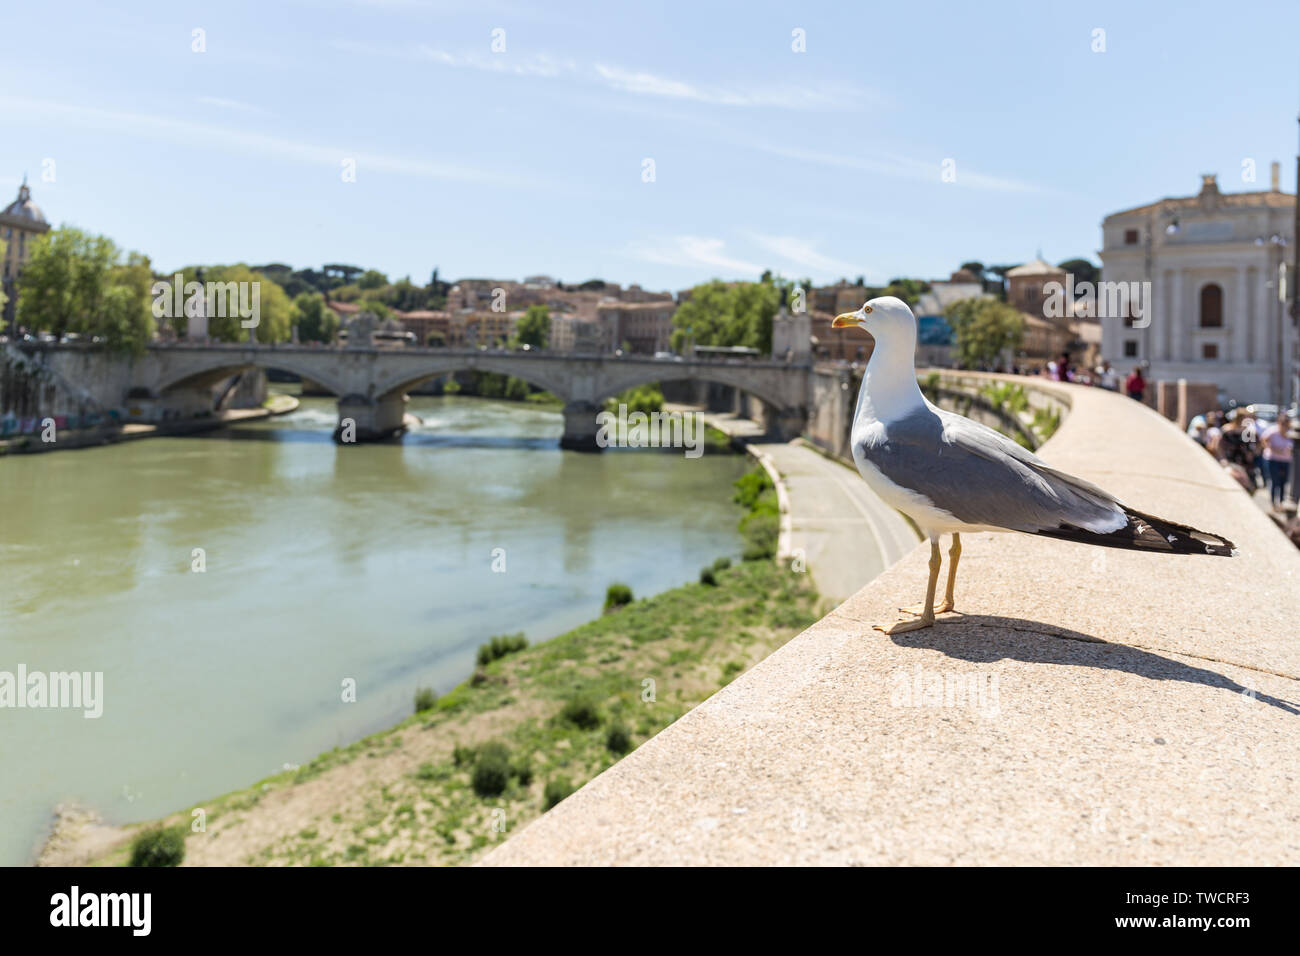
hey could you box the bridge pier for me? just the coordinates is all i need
[559,401,603,452]
[765,405,807,442]
[335,392,407,443]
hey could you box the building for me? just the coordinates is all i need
[1005,257,1073,365]
[771,309,811,364]
[810,310,871,363]
[395,309,452,346]
[1099,171,1297,404]
[550,314,601,353]
[912,268,991,363]
[596,300,676,354]
[1002,256,1105,369]
[2,176,52,331]
[812,282,868,316]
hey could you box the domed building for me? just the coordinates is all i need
[1,176,52,330]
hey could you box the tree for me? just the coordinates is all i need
[670,279,779,353]
[323,264,362,286]
[945,298,1024,369]
[193,264,295,343]
[17,226,155,352]
[294,292,338,343]
[1057,258,1100,292]
[959,261,986,280]
[357,269,388,290]
[100,252,156,354]
[516,304,550,348]
[355,298,391,320]
[986,265,1017,300]
[0,238,6,314]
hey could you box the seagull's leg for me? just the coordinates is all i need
[900,533,959,615]
[876,537,940,634]
[939,532,960,613]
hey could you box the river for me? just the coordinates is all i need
[0,395,749,865]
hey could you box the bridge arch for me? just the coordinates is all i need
[154,355,349,398]
[373,358,574,403]
[593,362,794,412]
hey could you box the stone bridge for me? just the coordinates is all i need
[28,343,812,448]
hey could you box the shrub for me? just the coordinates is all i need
[740,510,779,561]
[128,825,185,867]
[712,556,732,572]
[413,687,438,713]
[452,744,477,768]
[732,467,773,510]
[699,567,718,586]
[606,724,632,754]
[511,758,534,786]
[560,696,602,729]
[604,583,633,613]
[471,742,511,798]
[476,632,529,667]
[543,777,575,810]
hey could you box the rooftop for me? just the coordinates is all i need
[0,178,49,228]
[1105,173,1295,221]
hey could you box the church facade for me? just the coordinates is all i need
[1,177,51,331]
[1099,170,1297,405]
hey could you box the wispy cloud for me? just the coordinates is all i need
[746,234,865,279]
[331,39,870,111]
[0,96,550,190]
[331,39,576,76]
[416,46,577,77]
[756,143,1049,194]
[592,64,860,110]
[628,236,765,277]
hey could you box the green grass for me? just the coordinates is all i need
[96,557,819,867]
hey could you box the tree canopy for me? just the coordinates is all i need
[16,226,156,353]
[944,297,1024,369]
[516,304,550,348]
[294,292,338,344]
[670,279,779,353]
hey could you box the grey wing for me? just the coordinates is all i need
[864,406,1127,534]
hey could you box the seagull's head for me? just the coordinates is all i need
[832,296,916,339]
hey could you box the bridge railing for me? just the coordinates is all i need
[482,374,1300,865]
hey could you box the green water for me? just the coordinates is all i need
[0,395,749,864]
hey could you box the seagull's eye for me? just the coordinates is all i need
[862,306,873,314]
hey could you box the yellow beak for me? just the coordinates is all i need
[832,312,858,329]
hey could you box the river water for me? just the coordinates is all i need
[0,395,749,865]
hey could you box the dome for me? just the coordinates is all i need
[2,180,46,225]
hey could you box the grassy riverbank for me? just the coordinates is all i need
[44,545,817,866]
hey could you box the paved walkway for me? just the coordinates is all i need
[756,441,918,604]
[671,405,918,604]
[487,380,1300,865]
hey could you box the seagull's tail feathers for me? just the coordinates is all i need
[1033,506,1237,557]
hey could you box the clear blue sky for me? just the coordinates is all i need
[3,0,1299,290]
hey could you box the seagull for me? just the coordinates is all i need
[832,296,1236,635]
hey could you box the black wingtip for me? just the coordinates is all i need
[1034,507,1236,556]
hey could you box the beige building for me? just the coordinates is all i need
[2,177,52,330]
[596,300,676,354]
[1004,256,1102,369]
[1099,171,1297,404]
[550,314,601,353]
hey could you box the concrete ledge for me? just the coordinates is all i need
[484,381,1300,865]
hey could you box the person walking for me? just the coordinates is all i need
[1259,412,1295,509]
[1124,366,1146,402]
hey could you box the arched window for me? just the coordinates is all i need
[1199,284,1223,328]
